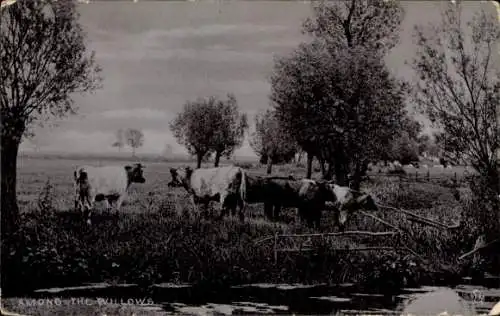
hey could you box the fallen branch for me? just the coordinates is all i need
[405,215,460,230]
[359,210,403,233]
[254,230,397,245]
[277,246,406,252]
[376,203,460,230]
[278,231,398,238]
[254,236,275,245]
[458,237,500,260]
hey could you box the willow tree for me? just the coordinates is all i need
[0,0,102,237]
[210,94,248,167]
[250,109,297,175]
[411,1,500,264]
[271,0,407,181]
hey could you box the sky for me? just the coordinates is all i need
[19,1,497,158]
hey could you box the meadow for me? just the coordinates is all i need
[2,154,485,301]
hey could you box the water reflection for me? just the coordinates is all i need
[29,282,500,315]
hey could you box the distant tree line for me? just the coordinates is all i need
[111,128,144,157]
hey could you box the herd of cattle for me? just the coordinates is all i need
[73,163,378,227]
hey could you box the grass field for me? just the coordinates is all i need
[2,154,484,299]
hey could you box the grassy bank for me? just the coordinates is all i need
[2,172,480,297]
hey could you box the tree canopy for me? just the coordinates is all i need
[302,0,404,52]
[125,128,144,157]
[250,109,298,174]
[271,43,408,185]
[210,94,249,167]
[170,95,248,168]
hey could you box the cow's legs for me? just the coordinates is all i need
[297,207,306,225]
[337,209,348,232]
[203,201,210,219]
[84,202,92,226]
[103,199,111,213]
[189,195,199,214]
[264,202,273,220]
[218,193,229,220]
[237,198,245,222]
[83,195,95,225]
[274,204,282,221]
[313,210,321,229]
[114,194,125,215]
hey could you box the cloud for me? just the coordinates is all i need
[138,24,289,41]
[99,109,169,120]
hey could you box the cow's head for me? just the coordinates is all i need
[125,163,146,184]
[323,183,378,230]
[168,167,193,189]
[354,193,378,212]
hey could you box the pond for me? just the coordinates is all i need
[13,280,499,315]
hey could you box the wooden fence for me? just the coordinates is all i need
[255,230,419,265]
[254,202,462,265]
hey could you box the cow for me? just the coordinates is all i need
[74,163,146,224]
[244,176,322,222]
[168,165,247,221]
[324,184,378,230]
[245,176,378,230]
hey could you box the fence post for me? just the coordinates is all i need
[427,170,430,182]
[415,172,418,182]
[454,172,457,184]
[274,232,278,265]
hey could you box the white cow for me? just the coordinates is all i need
[435,164,445,169]
[446,165,453,169]
[74,163,146,224]
[168,165,247,221]
[325,184,378,230]
[421,164,429,169]
[393,161,402,168]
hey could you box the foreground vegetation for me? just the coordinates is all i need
[2,157,491,297]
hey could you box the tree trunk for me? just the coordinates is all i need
[306,153,313,179]
[351,164,362,191]
[214,151,222,167]
[497,147,500,231]
[266,158,273,175]
[296,151,303,165]
[334,160,348,186]
[1,137,21,241]
[319,158,327,178]
[196,153,203,169]
[325,162,334,181]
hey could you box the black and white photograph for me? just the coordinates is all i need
[1,0,500,315]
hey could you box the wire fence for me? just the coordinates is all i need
[366,169,472,187]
